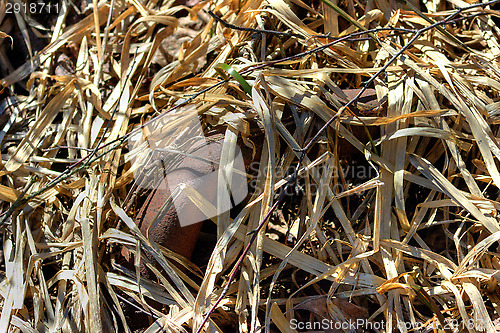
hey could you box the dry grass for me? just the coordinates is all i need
[1,0,500,332]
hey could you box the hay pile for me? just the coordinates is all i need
[1,0,500,331]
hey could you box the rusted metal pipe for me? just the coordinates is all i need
[131,134,225,269]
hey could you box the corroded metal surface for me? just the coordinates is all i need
[134,134,225,265]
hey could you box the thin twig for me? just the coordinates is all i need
[208,10,305,39]
[209,9,416,41]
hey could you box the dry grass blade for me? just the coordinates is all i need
[408,153,500,234]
